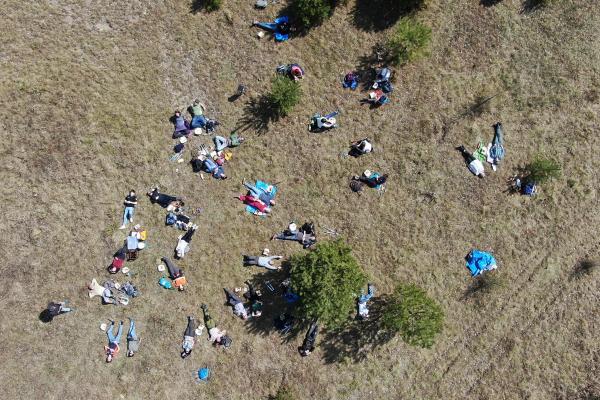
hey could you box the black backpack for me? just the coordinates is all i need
[301,222,315,235]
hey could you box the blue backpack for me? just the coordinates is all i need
[523,182,536,196]
[159,277,172,289]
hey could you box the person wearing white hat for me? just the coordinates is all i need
[270,222,317,249]
[242,254,283,270]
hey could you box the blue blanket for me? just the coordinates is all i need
[466,250,496,276]
[245,180,278,215]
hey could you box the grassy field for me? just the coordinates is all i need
[1,0,599,399]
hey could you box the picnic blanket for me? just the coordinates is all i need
[245,180,278,215]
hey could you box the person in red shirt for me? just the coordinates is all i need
[237,195,271,214]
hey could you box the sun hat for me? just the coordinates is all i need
[121,267,130,274]
[194,128,202,136]
[179,137,188,144]
[262,248,270,256]
[369,92,377,100]
[288,223,297,232]
[363,169,372,178]
[100,323,107,331]
[195,326,204,336]
[114,282,121,290]
[157,264,166,272]
[137,242,145,250]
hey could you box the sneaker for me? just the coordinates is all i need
[129,218,133,223]
[119,225,127,229]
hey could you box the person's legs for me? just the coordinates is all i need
[243,255,258,266]
[255,22,278,31]
[191,115,207,129]
[457,145,475,163]
[181,227,195,243]
[114,321,123,344]
[127,318,137,340]
[162,257,181,278]
[275,231,300,241]
[184,316,196,337]
[243,182,262,198]
[224,288,242,306]
[214,136,228,152]
[202,306,216,330]
[107,321,116,343]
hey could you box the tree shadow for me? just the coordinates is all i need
[243,262,306,344]
[320,295,396,364]
[480,0,503,6]
[521,0,546,14]
[235,95,279,135]
[355,44,393,91]
[570,258,598,281]
[352,0,424,32]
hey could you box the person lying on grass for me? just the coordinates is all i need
[172,110,190,138]
[175,224,198,259]
[181,315,197,359]
[147,187,184,210]
[224,288,249,320]
[271,222,316,248]
[126,318,140,357]
[201,304,230,347]
[105,320,123,363]
[162,256,187,291]
[242,253,283,270]
[242,179,276,206]
[236,194,272,214]
[456,145,485,178]
[352,170,388,188]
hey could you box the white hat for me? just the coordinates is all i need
[100,323,107,331]
[179,137,188,144]
[137,242,146,250]
[193,128,202,136]
[288,223,297,232]
[157,264,166,272]
[369,92,377,100]
[133,224,141,230]
[121,267,130,274]
[363,169,372,178]
[262,248,270,256]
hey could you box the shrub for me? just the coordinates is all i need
[270,385,297,400]
[524,157,561,185]
[382,283,444,348]
[205,0,222,12]
[387,17,432,66]
[293,0,334,29]
[289,240,367,328]
[268,76,302,117]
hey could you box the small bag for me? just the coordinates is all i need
[159,277,172,289]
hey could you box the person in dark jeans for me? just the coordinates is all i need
[175,225,198,259]
[181,316,197,359]
[299,321,319,356]
[120,190,138,229]
[126,318,140,357]
[42,301,72,322]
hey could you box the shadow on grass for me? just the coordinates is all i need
[355,44,395,91]
[570,258,598,281]
[39,309,53,323]
[235,95,279,135]
[521,0,547,14]
[352,0,423,32]
[320,295,395,364]
[190,0,219,14]
[480,0,503,6]
[243,262,306,344]
[461,273,505,303]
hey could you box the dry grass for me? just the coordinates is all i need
[1,0,599,399]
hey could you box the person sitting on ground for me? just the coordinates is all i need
[243,281,263,317]
[105,320,123,363]
[310,112,338,131]
[372,67,392,91]
[201,304,227,344]
[181,316,197,359]
[126,317,140,357]
[277,63,304,81]
[252,16,291,41]
[271,222,316,248]
[242,253,283,270]
[236,194,271,214]
[172,110,190,138]
[366,89,390,106]
[147,187,182,209]
[224,288,249,320]
[349,138,373,157]
[120,190,138,230]
[357,283,375,319]
[299,321,319,357]
[162,256,187,291]
[44,301,73,321]
[175,224,198,259]
[343,72,359,90]
[242,179,276,206]
[456,145,485,178]
[353,170,388,188]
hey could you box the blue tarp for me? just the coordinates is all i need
[466,250,497,277]
[245,180,278,215]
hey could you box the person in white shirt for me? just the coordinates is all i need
[349,138,373,157]
[457,145,485,178]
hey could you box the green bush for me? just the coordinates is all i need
[293,0,334,29]
[387,17,431,66]
[270,385,297,400]
[268,76,302,117]
[382,283,444,348]
[205,0,222,12]
[524,157,561,185]
[290,240,367,328]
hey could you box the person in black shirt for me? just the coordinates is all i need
[120,190,138,229]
